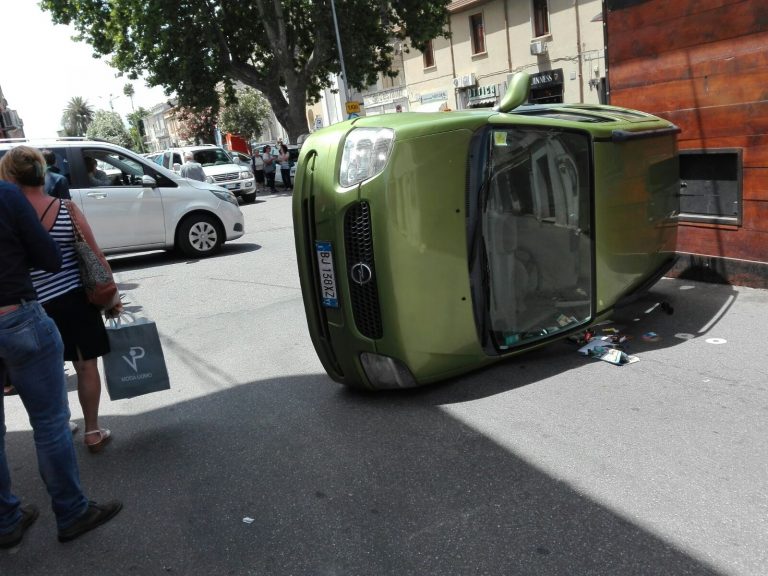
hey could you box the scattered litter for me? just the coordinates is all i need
[705,338,727,345]
[641,332,661,342]
[675,333,695,340]
[572,324,639,366]
[597,348,639,365]
[242,517,255,524]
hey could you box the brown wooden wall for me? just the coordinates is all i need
[606,0,768,286]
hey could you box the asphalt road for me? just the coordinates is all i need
[3,192,767,575]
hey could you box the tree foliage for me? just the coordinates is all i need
[40,0,451,141]
[127,106,148,152]
[176,107,217,145]
[123,83,136,110]
[61,96,94,136]
[218,88,271,142]
[86,110,132,149]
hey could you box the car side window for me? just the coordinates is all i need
[81,149,148,187]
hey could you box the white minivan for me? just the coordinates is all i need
[0,138,245,258]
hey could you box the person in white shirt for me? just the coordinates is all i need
[179,152,206,182]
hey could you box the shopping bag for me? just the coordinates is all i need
[103,316,170,400]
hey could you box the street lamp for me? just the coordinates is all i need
[330,0,349,104]
[98,93,120,111]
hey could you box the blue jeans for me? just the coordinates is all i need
[0,301,88,533]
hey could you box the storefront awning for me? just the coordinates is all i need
[467,97,497,108]
[418,100,448,112]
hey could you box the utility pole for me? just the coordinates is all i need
[330,0,349,104]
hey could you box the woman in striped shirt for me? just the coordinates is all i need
[0,147,121,453]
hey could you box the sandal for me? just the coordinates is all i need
[84,429,111,453]
[3,385,17,396]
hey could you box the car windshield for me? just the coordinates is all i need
[193,148,233,166]
[478,128,593,350]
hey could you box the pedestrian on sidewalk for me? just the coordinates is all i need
[262,144,277,193]
[178,152,206,182]
[3,146,121,454]
[278,143,292,191]
[0,169,121,549]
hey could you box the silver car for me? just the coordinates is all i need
[0,138,245,258]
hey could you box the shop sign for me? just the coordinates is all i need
[420,90,448,104]
[529,68,564,89]
[467,84,498,102]
[364,87,407,107]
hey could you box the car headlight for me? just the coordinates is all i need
[210,188,238,206]
[239,170,253,179]
[339,128,394,188]
[360,353,417,389]
[205,175,215,184]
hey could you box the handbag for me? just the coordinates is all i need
[102,314,171,400]
[64,201,120,310]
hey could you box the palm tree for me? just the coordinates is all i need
[61,96,95,136]
[123,83,135,111]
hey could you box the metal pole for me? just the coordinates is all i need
[330,0,349,104]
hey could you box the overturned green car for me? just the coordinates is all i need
[293,73,679,390]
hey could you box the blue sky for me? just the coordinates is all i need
[0,1,170,137]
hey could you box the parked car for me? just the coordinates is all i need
[160,144,257,203]
[292,72,680,390]
[0,138,245,258]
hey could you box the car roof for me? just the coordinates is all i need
[0,137,128,150]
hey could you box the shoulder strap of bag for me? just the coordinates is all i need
[63,200,86,242]
[39,198,58,222]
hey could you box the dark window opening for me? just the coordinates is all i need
[470,13,486,55]
[423,40,435,69]
[533,0,550,37]
[679,149,742,225]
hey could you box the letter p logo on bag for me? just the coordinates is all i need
[122,347,146,372]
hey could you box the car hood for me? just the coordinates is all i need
[202,163,244,176]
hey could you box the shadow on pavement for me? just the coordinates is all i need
[107,242,261,272]
[3,372,723,575]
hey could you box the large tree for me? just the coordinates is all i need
[40,0,451,141]
[86,110,133,148]
[61,96,94,136]
[218,87,271,144]
[127,107,149,152]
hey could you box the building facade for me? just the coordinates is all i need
[0,85,24,139]
[403,0,605,113]
[605,0,768,288]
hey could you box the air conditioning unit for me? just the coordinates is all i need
[530,40,548,55]
[452,77,461,89]
[461,73,477,87]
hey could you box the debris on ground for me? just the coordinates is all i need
[571,323,640,366]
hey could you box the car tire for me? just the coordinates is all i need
[242,192,257,204]
[176,214,223,257]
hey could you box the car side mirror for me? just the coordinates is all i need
[496,71,531,113]
[172,163,181,172]
[141,175,157,188]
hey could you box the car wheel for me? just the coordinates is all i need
[243,192,257,204]
[176,214,222,257]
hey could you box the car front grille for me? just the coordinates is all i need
[212,172,239,182]
[344,202,383,339]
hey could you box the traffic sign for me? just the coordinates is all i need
[345,101,361,114]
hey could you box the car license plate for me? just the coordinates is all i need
[315,241,339,308]
[225,182,239,189]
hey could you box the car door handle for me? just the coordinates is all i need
[86,192,107,199]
